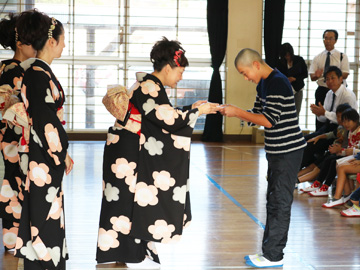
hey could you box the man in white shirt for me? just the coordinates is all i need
[300,66,357,169]
[310,66,357,125]
[309,29,350,130]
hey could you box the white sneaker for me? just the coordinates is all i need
[246,255,283,268]
[343,194,352,203]
[126,258,161,269]
[309,185,329,197]
[322,197,345,208]
[341,205,360,217]
[300,181,321,192]
[244,253,262,261]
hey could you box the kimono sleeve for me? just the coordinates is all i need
[133,80,199,136]
[24,70,68,166]
[0,62,23,91]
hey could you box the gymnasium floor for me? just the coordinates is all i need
[2,141,360,270]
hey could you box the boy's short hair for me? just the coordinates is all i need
[336,103,351,114]
[234,48,264,68]
[325,66,342,78]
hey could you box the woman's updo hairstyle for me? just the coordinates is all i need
[16,9,63,51]
[150,37,189,72]
[0,13,18,52]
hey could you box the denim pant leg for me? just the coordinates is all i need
[350,187,360,202]
[262,148,304,261]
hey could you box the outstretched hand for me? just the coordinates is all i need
[197,102,220,115]
[192,100,208,109]
[218,104,241,118]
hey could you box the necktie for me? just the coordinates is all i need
[330,92,336,111]
[324,51,331,80]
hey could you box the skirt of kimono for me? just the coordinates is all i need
[96,127,160,264]
[0,125,23,250]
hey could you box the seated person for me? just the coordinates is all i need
[298,103,351,187]
[322,109,360,207]
[300,66,358,169]
[341,183,360,217]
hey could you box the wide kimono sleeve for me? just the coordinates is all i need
[22,69,68,167]
[132,79,199,137]
[0,61,23,90]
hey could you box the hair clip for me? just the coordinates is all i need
[174,50,183,67]
[48,17,58,40]
[15,27,18,43]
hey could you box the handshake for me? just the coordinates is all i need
[193,100,239,117]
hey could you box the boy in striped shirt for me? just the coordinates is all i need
[220,48,306,268]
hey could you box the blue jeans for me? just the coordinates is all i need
[262,148,304,261]
[350,186,360,203]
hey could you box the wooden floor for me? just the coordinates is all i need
[1,141,360,270]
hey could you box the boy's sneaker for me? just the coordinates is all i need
[341,205,360,217]
[300,181,321,192]
[309,185,329,197]
[322,197,345,208]
[244,254,262,261]
[245,255,283,268]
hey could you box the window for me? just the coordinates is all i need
[0,0,224,131]
[271,0,358,130]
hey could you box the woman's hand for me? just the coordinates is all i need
[65,152,74,175]
[197,102,220,115]
[192,100,208,109]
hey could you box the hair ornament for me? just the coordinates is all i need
[15,27,18,43]
[48,17,57,40]
[174,50,184,67]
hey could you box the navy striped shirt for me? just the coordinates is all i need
[250,69,306,154]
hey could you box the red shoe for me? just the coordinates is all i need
[300,181,321,192]
[309,184,329,197]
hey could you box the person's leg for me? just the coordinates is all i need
[298,163,316,177]
[323,164,360,208]
[298,166,320,183]
[294,90,303,117]
[262,149,303,261]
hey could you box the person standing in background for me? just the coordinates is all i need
[0,12,36,251]
[276,42,308,116]
[309,29,349,131]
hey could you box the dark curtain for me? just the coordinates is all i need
[202,0,228,142]
[264,0,286,68]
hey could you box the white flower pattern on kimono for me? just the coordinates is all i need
[144,137,164,156]
[20,240,39,261]
[188,111,199,128]
[62,239,68,258]
[97,228,119,251]
[3,228,17,248]
[45,88,54,103]
[155,104,179,125]
[172,185,187,204]
[125,173,137,193]
[110,215,132,235]
[161,234,181,244]
[106,133,119,145]
[31,127,43,147]
[47,246,61,266]
[140,80,161,97]
[171,134,191,151]
[111,158,136,179]
[148,220,175,240]
[104,183,120,202]
[143,98,157,115]
[134,182,159,207]
[20,153,29,175]
[45,187,59,203]
[152,170,175,191]
[0,179,15,202]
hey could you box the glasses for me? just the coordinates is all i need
[324,37,336,41]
